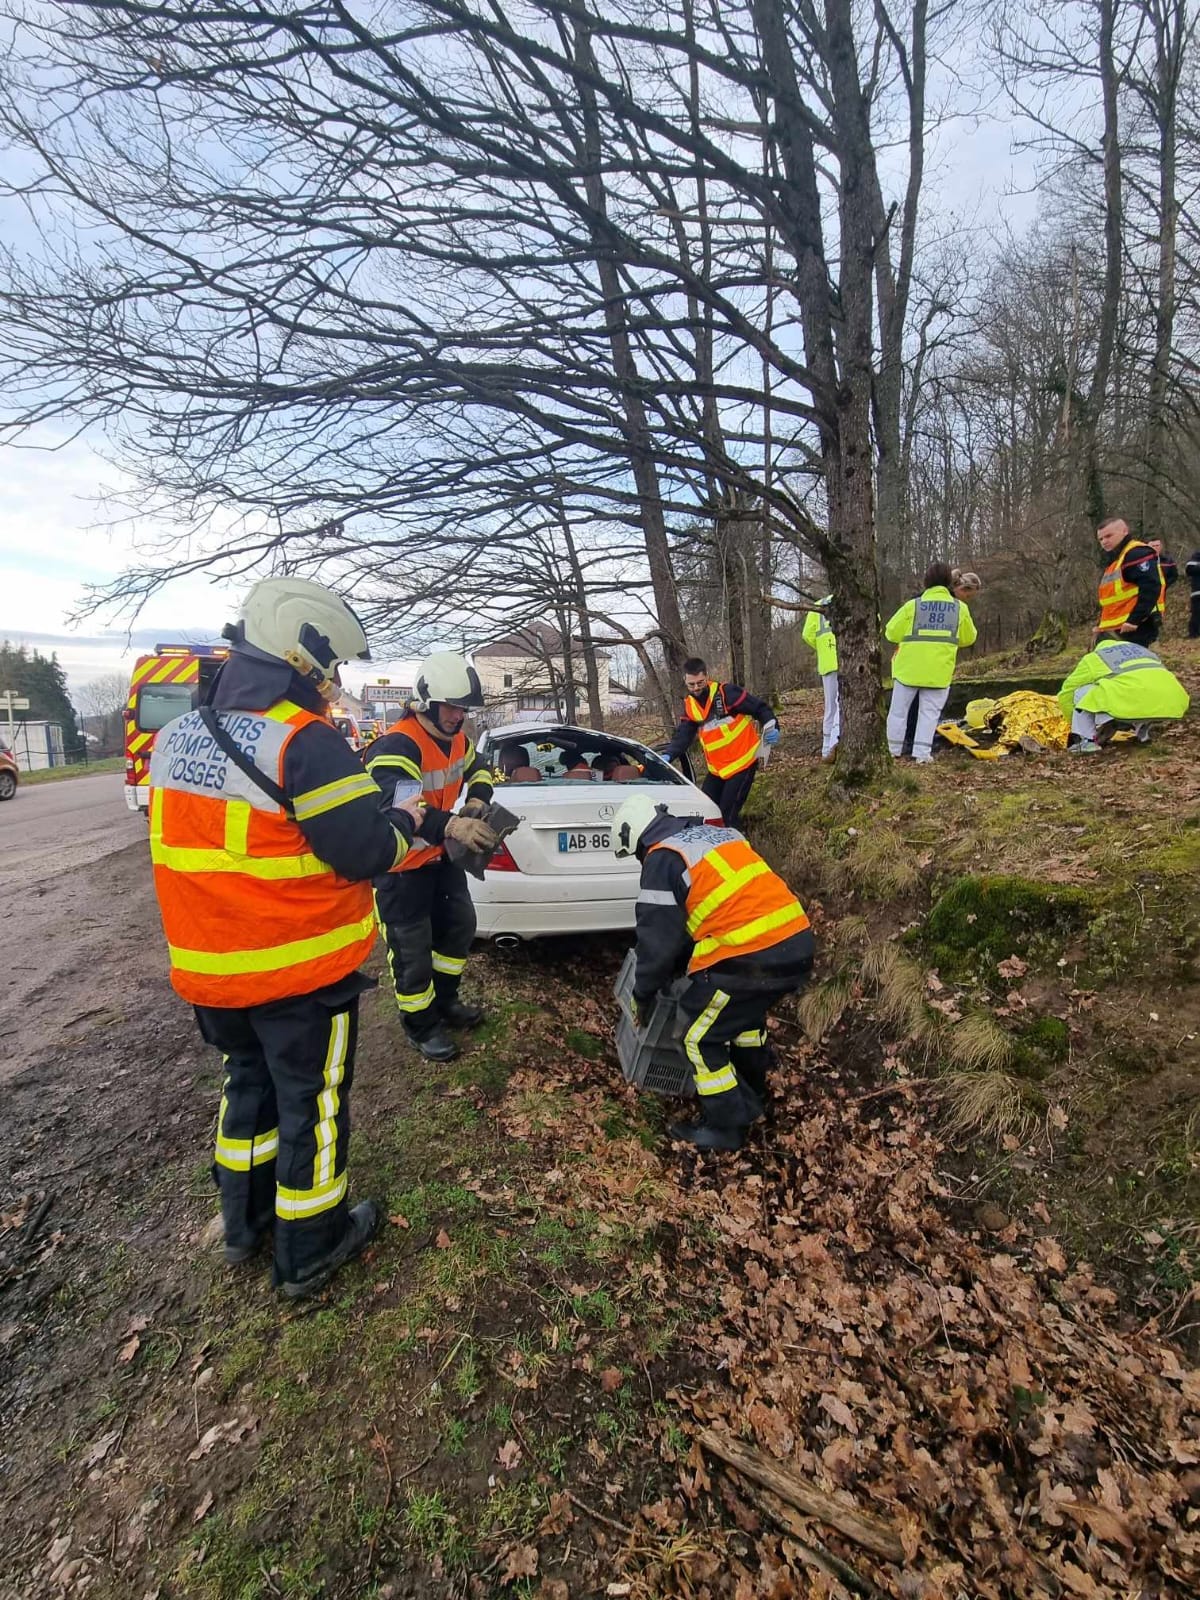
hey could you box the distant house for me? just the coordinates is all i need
[474,623,611,725]
[607,680,645,715]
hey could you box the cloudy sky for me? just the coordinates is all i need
[0,35,1043,705]
[0,438,418,697]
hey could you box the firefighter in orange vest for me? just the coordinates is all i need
[1095,517,1163,647]
[148,578,422,1298]
[662,656,779,827]
[366,653,499,1062]
[613,796,813,1151]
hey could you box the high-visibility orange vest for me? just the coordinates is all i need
[684,683,761,778]
[648,825,809,973]
[1098,540,1154,631]
[383,713,469,873]
[149,700,376,1007]
[1155,562,1169,615]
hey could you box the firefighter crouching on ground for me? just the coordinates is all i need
[614,796,813,1152]
[662,656,779,827]
[148,578,421,1298]
[366,653,498,1063]
[1058,637,1190,753]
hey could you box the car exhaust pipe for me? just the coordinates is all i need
[492,934,522,951]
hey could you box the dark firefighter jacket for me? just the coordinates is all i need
[662,682,775,763]
[209,650,415,880]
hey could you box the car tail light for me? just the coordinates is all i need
[704,816,723,826]
[487,840,521,872]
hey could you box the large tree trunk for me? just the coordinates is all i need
[558,501,605,727]
[573,20,687,683]
[1143,0,1182,539]
[750,0,885,773]
[1081,0,1124,530]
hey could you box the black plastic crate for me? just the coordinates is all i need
[612,950,694,1097]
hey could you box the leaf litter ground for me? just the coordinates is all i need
[2,649,1199,1599]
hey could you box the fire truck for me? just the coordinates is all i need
[123,644,230,814]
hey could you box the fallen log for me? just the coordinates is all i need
[696,1427,904,1564]
[739,1481,888,1600]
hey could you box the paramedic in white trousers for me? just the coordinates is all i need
[884,562,978,763]
[801,597,839,761]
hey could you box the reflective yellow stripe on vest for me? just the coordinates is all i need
[169,911,376,977]
[693,900,808,964]
[686,857,771,935]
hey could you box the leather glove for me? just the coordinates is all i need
[444,814,501,853]
[762,721,781,746]
[460,797,492,820]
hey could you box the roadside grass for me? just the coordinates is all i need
[151,975,694,1598]
[16,755,125,785]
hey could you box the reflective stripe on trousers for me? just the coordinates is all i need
[276,1009,350,1220]
[683,990,738,1095]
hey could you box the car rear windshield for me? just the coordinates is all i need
[136,682,195,732]
[487,733,684,785]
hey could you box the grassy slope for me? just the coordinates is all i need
[6,635,1199,1600]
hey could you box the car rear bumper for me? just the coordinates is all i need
[471,873,635,939]
[125,784,149,813]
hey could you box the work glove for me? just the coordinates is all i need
[460,797,492,821]
[444,813,501,853]
[762,721,781,746]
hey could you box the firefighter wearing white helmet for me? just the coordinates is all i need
[147,576,423,1298]
[613,796,814,1152]
[366,651,499,1061]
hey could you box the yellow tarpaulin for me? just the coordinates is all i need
[937,691,1070,760]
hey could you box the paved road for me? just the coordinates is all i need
[0,774,157,1085]
[0,773,145,890]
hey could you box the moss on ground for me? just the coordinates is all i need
[920,874,1092,980]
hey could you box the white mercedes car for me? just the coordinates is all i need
[469,722,717,942]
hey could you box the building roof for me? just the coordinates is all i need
[474,622,609,660]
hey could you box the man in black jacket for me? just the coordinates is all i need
[1095,518,1162,647]
[662,657,779,827]
[1185,549,1200,639]
[615,796,813,1151]
[148,577,423,1297]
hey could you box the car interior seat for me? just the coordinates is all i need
[509,765,542,782]
[608,765,642,782]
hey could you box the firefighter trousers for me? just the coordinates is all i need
[374,858,476,1040]
[676,975,792,1129]
[701,763,757,828]
[194,976,366,1285]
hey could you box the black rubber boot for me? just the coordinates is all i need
[406,1024,460,1062]
[441,998,485,1029]
[279,1200,382,1300]
[225,1231,270,1266]
[668,1120,745,1152]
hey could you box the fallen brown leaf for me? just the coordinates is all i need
[499,1543,538,1584]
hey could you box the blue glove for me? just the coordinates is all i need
[762,722,781,746]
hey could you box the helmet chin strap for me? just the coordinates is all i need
[282,647,337,699]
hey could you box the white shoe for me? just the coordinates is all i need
[1068,740,1101,755]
